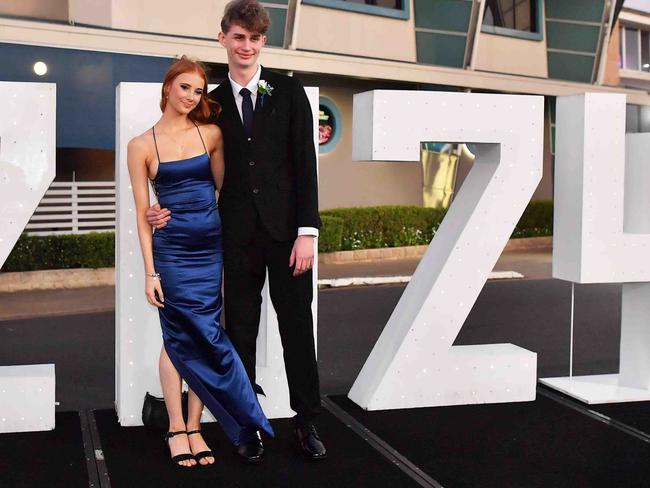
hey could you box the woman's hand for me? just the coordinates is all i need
[145,275,165,308]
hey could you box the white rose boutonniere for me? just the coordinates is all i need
[257,79,274,96]
[257,79,274,107]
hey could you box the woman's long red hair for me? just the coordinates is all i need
[160,55,220,123]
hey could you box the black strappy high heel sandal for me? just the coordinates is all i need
[163,430,195,467]
[187,429,214,465]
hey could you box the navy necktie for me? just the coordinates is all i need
[240,87,254,138]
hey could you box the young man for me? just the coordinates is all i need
[147,0,325,462]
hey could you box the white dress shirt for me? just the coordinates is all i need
[228,65,318,238]
[228,64,262,121]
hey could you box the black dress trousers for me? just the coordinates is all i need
[223,215,321,425]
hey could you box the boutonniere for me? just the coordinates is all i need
[257,79,274,107]
[257,80,274,96]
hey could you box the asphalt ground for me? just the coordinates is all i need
[0,249,551,321]
[0,277,620,412]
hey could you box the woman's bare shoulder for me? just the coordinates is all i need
[128,130,154,153]
[127,131,157,168]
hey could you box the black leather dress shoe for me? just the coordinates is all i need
[295,424,327,460]
[237,431,264,464]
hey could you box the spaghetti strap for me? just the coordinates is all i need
[151,126,162,164]
[193,120,208,154]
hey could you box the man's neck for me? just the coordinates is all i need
[229,64,260,87]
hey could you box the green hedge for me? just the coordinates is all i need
[511,200,553,238]
[318,201,553,252]
[320,206,446,251]
[1,202,553,271]
[319,215,345,253]
[2,232,115,272]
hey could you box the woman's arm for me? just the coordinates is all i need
[127,136,164,308]
[206,124,225,191]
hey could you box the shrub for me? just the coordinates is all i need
[319,201,552,251]
[320,206,446,250]
[512,200,553,238]
[318,215,344,253]
[1,232,115,272]
[0,201,553,271]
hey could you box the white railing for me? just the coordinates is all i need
[25,181,116,236]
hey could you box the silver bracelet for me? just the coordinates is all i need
[146,272,161,281]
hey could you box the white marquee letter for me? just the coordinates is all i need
[349,90,543,410]
[542,93,650,403]
[0,82,56,433]
[0,82,56,266]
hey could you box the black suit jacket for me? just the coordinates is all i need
[208,67,321,244]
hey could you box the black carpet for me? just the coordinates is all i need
[536,384,650,437]
[0,412,88,488]
[331,394,650,488]
[93,408,419,488]
[581,400,650,436]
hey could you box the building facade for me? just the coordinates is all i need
[0,0,646,210]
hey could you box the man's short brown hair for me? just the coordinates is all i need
[221,0,271,35]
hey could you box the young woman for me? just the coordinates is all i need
[127,56,273,468]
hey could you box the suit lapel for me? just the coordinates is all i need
[252,67,275,138]
[216,68,275,140]
[215,79,246,138]
[253,92,263,126]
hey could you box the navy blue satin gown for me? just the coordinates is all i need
[151,125,273,445]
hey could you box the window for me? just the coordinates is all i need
[642,31,650,72]
[620,25,650,72]
[302,0,409,20]
[625,28,640,70]
[481,0,541,40]
[318,97,342,153]
[263,2,290,47]
[341,0,402,8]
